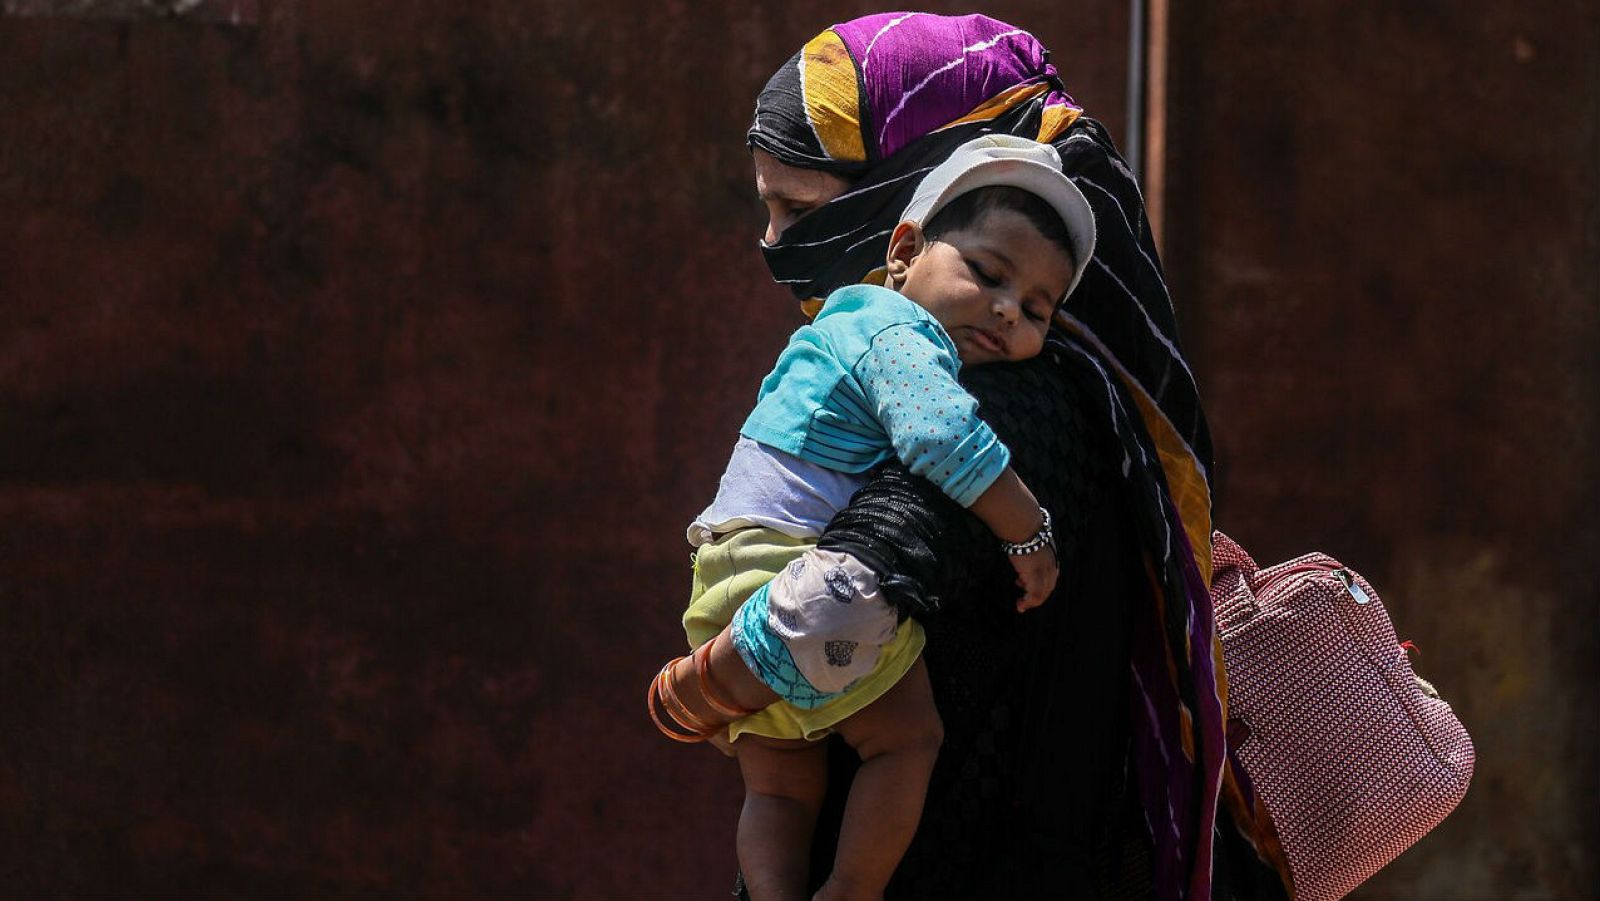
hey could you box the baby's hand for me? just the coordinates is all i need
[1009,550,1058,612]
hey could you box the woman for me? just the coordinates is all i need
[731,13,1292,900]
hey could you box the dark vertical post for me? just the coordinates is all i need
[1124,0,1146,180]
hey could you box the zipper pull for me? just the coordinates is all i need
[1334,568,1373,605]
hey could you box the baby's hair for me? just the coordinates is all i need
[922,185,1076,269]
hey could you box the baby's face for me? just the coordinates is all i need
[895,208,1074,366]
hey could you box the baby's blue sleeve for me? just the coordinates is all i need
[852,322,1011,507]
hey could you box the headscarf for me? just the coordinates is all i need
[752,13,1082,310]
[749,13,1293,901]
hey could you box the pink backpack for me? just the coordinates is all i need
[1211,531,1475,901]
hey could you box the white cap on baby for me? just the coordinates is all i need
[901,134,1098,302]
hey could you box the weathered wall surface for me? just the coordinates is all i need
[7,1,1593,897]
[1162,4,1600,899]
[0,2,1129,896]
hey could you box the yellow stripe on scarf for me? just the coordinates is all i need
[926,81,1082,142]
[1124,380,1215,584]
[934,81,1050,131]
[802,31,868,164]
[1037,102,1083,143]
[1057,316,1214,584]
[1147,557,1202,762]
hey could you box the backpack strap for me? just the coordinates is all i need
[1211,530,1260,578]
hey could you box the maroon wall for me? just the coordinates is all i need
[1162,3,1600,898]
[6,1,1595,897]
[0,3,1130,897]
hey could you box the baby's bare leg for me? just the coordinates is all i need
[737,735,828,901]
[815,658,942,901]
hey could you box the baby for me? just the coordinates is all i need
[651,135,1096,901]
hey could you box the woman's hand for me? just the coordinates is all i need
[1010,550,1058,612]
[706,731,737,757]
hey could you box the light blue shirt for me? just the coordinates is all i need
[740,284,1011,508]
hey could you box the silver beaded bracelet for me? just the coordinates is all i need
[1000,507,1055,557]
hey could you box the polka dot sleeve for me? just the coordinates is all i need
[853,322,1011,507]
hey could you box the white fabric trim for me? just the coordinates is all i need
[688,437,867,546]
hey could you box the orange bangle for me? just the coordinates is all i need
[647,663,694,742]
[647,659,717,743]
[694,640,761,719]
[659,657,718,733]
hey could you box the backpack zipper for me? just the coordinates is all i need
[1333,568,1374,605]
[1252,559,1370,605]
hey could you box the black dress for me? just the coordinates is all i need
[742,351,1159,900]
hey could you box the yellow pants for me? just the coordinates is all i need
[685,527,925,742]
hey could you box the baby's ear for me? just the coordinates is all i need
[885,221,925,286]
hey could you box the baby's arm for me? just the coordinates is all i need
[967,468,1057,612]
[855,320,1058,611]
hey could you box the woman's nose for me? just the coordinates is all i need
[764,201,795,245]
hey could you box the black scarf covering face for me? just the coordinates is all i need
[757,101,1043,304]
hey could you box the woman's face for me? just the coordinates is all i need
[752,148,851,245]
